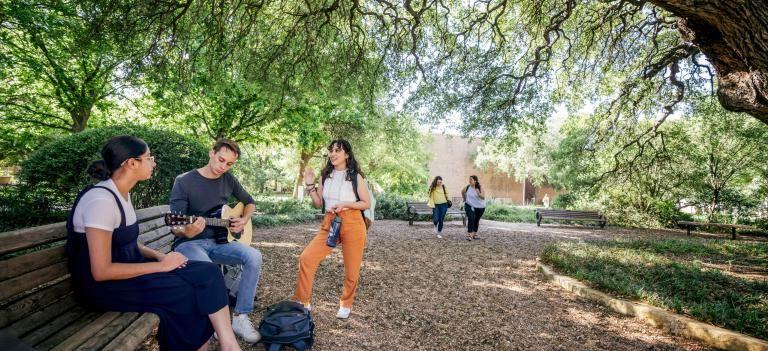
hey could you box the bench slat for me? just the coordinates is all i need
[0,205,169,256]
[76,312,141,351]
[135,206,169,222]
[0,245,66,281]
[5,295,77,338]
[0,261,69,302]
[138,227,171,246]
[678,221,755,230]
[145,235,174,251]
[138,217,167,236]
[35,312,101,350]
[102,313,159,351]
[542,217,604,221]
[22,305,88,347]
[0,223,68,256]
[50,312,121,351]
[0,279,72,329]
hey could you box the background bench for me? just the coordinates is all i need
[0,205,171,351]
[677,221,756,240]
[406,198,466,226]
[535,209,607,228]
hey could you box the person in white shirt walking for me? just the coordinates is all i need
[461,175,487,240]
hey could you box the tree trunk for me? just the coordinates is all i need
[649,0,768,124]
[293,150,314,199]
[709,187,721,221]
[69,104,92,133]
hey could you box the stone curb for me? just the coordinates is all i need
[536,261,768,351]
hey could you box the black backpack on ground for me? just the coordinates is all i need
[258,300,314,351]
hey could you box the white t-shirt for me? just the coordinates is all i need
[71,179,137,233]
[323,169,357,211]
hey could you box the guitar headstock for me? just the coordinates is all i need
[164,211,193,231]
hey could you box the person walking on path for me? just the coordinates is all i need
[294,139,371,319]
[461,175,487,240]
[66,135,241,351]
[428,176,450,238]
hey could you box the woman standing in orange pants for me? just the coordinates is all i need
[295,139,371,319]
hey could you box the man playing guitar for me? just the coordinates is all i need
[169,138,262,343]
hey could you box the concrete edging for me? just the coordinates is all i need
[536,261,768,351]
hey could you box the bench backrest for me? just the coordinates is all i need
[677,221,755,230]
[406,202,431,212]
[536,209,603,219]
[0,205,170,332]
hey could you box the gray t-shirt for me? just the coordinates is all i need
[169,169,255,247]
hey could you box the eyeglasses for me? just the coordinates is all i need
[121,156,155,166]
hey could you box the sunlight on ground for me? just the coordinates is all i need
[254,241,302,248]
[361,260,384,271]
[470,279,530,294]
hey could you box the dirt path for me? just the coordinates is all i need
[143,219,714,350]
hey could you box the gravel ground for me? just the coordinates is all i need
[142,219,716,351]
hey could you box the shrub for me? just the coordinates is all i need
[375,192,420,220]
[19,125,208,210]
[0,186,68,232]
[482,201,537,223]
[649,200,694,227]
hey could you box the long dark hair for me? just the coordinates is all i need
[320,139,364,183]
[86,136,148,181]
[469,175,481,192]
[428,176,443,195]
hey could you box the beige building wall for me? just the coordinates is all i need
[425,134,557,205]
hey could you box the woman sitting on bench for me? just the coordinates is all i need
[65,135,242,351]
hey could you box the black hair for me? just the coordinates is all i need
[428,176,443,195]
[469,175,481,192]
[320,139,364,183]
[87,135,148,181]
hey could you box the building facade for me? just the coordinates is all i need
[425,134,557,205]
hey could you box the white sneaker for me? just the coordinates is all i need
[232,313,261,343]
[437,234,442,239]
[336,306,351,319]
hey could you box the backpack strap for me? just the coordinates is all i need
[291,339,312,351]
[266,343,282,351]
[67,185,127,230]
[350,171,366,223]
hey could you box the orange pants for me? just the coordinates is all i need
[293,210,367,308]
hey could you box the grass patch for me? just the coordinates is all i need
[541,239,768,339]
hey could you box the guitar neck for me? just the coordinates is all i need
[199,217,229,228]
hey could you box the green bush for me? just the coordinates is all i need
[19,125,208,210]
[249,196,318,228]
[483,201,537,223]
[649,200,693,227]
[0,186,68,232]
[551,193,577,209]
[375,192,421,220]
[253,196,312,214]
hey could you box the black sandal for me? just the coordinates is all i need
[465,234,473,241]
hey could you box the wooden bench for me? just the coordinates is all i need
[406,198,467,226]
[0,205,171,350]
[535,209,607,228]
[677,221,757,240]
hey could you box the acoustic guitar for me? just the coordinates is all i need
[164,202,253,246]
